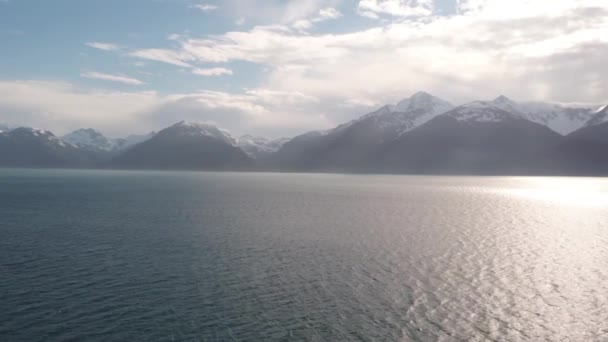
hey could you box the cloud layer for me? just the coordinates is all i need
[1,0,607,138]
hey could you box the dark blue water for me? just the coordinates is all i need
[1,169,607,341]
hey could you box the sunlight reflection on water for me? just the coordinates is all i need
[500,177,608,207]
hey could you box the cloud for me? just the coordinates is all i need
[192,4,218,13]
[357,0,434,18]
[318,7,342,20]
[131,0,607,106]
[293,20,313,30]
[3,0,608,139]
[85,42,121,51]
[192,67,234,76]
[0,81,163,136]
[129,48,194,67]
[292,7,343,30]
[358,11,380,19]
[0,81,335,138]
[81,72,145,85]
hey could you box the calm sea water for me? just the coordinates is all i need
[1,169,607,341]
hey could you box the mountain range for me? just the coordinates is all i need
[1,92,606,175]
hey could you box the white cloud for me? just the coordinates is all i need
[192,4,218,12]
[3,0,608,138]
[292,7,342,30]
[359,10,380,19]
[129,49,194,67]
[81,72,145,85]
[0,81,163,136]
[293,20,313,30]
[0,81,334,138]
[85,42,121,51]
[357,0,434,18]
[139,0,607,106]
[192,67,234,76]
[317,7,342,20]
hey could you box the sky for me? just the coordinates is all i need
[0,0,606,138]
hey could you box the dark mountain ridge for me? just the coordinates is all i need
[1,93,606,175]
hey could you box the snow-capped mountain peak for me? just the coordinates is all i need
[162,121,237,146]
[61,128,115,152]
[354,92,455,135]
[395,91,454,116]
[485,97,596,134]
[492,95,521,112]
[8,127,72,148]
[493,95,515,104]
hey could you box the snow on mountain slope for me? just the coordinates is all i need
[276,91,455,154]
[394,91,455,118]
[0,124,9,133]
[444,101,524,123]
[585,104,608,127]
[62,128,115,151]
[491,96,596,134]
[356,91,455,134]
[238,135,289,158]
[5,127,74,148]
[161,121,237,146]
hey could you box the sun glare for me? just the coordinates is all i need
[505,177,608,207]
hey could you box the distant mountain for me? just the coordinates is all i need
[269,91,455,171]
[111,121,252,170]
[537,107,608,175]
[0,127,86,167]
[238,135,289,159]
[375,101,564,174]
[113,132,156,151]
[2,94,606,175]
[61,128,116,152]
[491,95,596,134]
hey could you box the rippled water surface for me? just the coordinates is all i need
[1,169,607,341]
